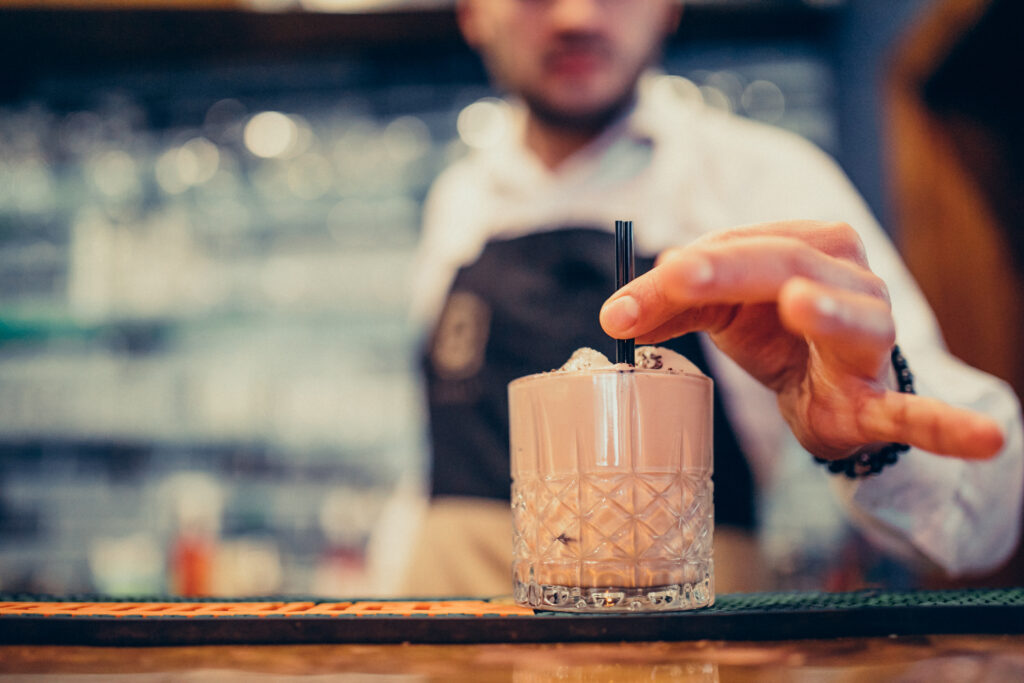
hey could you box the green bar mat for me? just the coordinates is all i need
[1,588,1022,645]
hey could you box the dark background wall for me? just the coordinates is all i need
[833,0,934,231]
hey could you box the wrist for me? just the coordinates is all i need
[815,345,915,479]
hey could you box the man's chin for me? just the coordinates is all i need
[524,89,636,135]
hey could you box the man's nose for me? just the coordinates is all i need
[548,0,604,32]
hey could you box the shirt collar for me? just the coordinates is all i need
[482,72,663,194]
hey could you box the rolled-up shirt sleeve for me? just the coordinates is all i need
[831,357,1024,576]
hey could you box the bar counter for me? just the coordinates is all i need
[3,590,1023,679]
[3,635,1024,680]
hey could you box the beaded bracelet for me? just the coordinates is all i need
[814,345,915,479]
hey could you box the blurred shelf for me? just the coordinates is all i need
[0,438,390,484]
[0,309,416,345]
[0,2,842,101]
[0,9,465,103]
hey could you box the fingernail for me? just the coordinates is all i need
[601,296,639,333]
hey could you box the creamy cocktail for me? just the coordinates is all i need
[509,346,714,612]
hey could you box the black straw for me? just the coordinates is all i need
[615,220,635,365]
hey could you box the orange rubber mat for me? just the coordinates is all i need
[0,599,532,618]
[2,589,1023,645]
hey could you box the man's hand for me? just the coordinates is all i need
[599,221,1004,461]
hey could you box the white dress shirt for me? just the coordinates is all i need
[411,74,1023,577]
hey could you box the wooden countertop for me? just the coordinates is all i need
[3,635,1024,680]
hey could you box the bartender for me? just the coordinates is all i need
[400,0,1023,596]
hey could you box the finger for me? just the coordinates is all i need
[602,237,886,339]
[856,391,1005,460]
[778,277,895,377]
[656,220,871,268]
[632,303,747,345]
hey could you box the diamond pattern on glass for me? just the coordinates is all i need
[513,472,713,602]
[537,475,581,561]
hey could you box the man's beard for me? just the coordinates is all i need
[520,81,639,137]
[483,34,661,136]
[511,39,657,136]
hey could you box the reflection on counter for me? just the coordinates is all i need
[0,41,836,596]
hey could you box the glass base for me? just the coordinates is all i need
[513,575,714,613]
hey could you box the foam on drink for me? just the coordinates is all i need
[558,346,703,375]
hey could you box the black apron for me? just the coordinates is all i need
[422,227,756,530]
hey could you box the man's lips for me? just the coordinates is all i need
[544,48,610,77]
